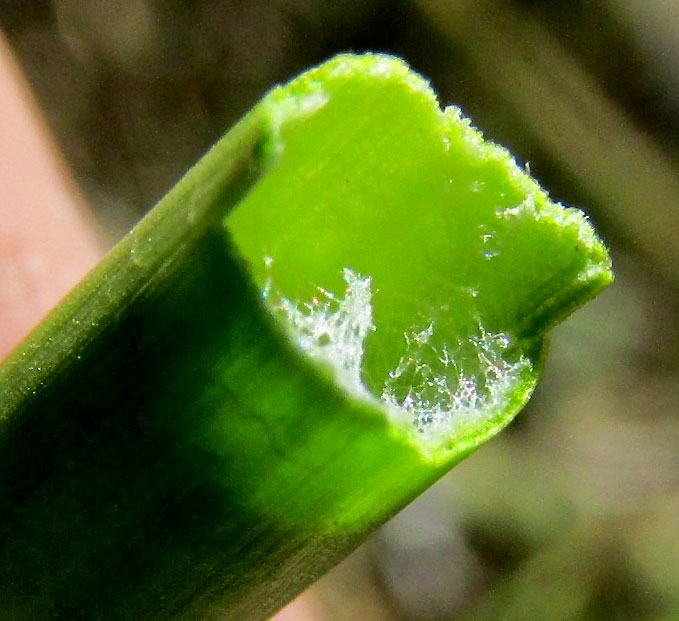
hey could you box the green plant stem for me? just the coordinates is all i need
[0,54,611,619]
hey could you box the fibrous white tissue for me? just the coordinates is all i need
[271,267,529,444]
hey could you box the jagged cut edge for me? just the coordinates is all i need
[259,53,612,275]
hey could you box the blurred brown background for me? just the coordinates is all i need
[3,1,678,619]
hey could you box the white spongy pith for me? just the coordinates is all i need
[270,266,529,444]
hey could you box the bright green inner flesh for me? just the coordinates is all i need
[225,54,611,439]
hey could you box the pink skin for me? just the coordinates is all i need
[0,31,321,620]
[272,595,322,621]
[0,32,101,359]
